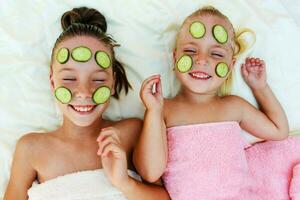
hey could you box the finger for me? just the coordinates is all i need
[98,129,121,144]
[241,64,248,78]
[100,126,120,135]
[260,60,265,68]
[97,137,119,155]
[97,132,121,147]
[97,128,120,142]
[141,75,161,90]
[141,78,161,96]
[102,143,124,157]
[155,77,163,96]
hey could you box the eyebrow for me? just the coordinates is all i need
[211,44,230,52]
[183,42,230,52]
[184,42,198,46]
[58,68,74,73]
[58,67,108,74]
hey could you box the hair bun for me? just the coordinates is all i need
[61,7,107,32]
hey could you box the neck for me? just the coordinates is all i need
[177,86,219,104]
[59,116,103,140]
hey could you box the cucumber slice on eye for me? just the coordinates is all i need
[55,86,72,104]
[56,47,69,64]
[177,55,193,73]
[215,62,229,78]
[71,46,92,62]
[95,51,111,69]
[189,21,206,39]
[92,86,111,105]
[212,25,228,44]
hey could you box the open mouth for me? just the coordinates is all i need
[68,104,97,115]
[189,71,212,80]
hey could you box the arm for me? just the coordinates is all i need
[119,178,170,200]
[4,135,37,200]
[97,127,170,200]
[239,57,289,140]
[133,75,168,182]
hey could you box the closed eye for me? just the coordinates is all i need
[184,49,196,54]
[63,78,76,81]
[211,53,224,58]
[93,80,105,82]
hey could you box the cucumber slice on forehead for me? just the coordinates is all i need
[71,46,92,62]
[57,47,69,64]
[215,62,229,78]
[212,25,228,44]
[177,55,193,73]
[189,21,206,39]
[95,51,111,69]
[55,86,72,104]
[92,86,111,105]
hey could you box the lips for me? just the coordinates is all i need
[69,104,97,115]
[188,71,212,80]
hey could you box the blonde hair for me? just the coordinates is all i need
[177,6,255,96]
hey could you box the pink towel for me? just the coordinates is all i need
[163,121,251,200]
[162,121,300,200]
[245,137,300,199]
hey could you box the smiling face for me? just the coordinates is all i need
[174,14,236,95]
[50,36,115,127]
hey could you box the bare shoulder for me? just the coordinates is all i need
[114,118,142,134]
[113,118,143,148]
[15,132,54,157]
[219,95,254,121]
[16,132,45,151]
[221,95,251,107]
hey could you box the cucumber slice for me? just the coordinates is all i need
[215,62,229,78]
[177,55,193,73]
[189,21,206,39]
[56,47,69,64]
[55,86,72,104]
[71,46,92,62]
[95,51,111,69]
[92,86,111,105]
[212,25,228,44]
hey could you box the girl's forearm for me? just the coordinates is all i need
[120,177,170,200]
[133,109,167,182]
[252,84,289,137]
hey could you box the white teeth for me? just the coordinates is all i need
[191,73,210,78]
[73,106,94,112]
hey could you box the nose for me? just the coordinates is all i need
[75,81,92,99]
[194,53,209,66]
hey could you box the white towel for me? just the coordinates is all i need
[28,169,141,200]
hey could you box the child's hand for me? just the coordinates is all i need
[241,57,267,90]
[97,127,129,189]
[140,75,163,112]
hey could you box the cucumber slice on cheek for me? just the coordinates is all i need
[189,21,206,39]
[92,86,111,105]
[95,51,111,69]
[55,86,72,104]
[212,25,228,44]
[215,62,229,78]
[57,48,69,64]
[71,46,92,62]
[177,55,193,73]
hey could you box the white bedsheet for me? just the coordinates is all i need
[1,0,300,198]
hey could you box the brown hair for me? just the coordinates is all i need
[51,7,131,99]
[178,6,255,96]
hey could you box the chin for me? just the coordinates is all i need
[71,118,98,127]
